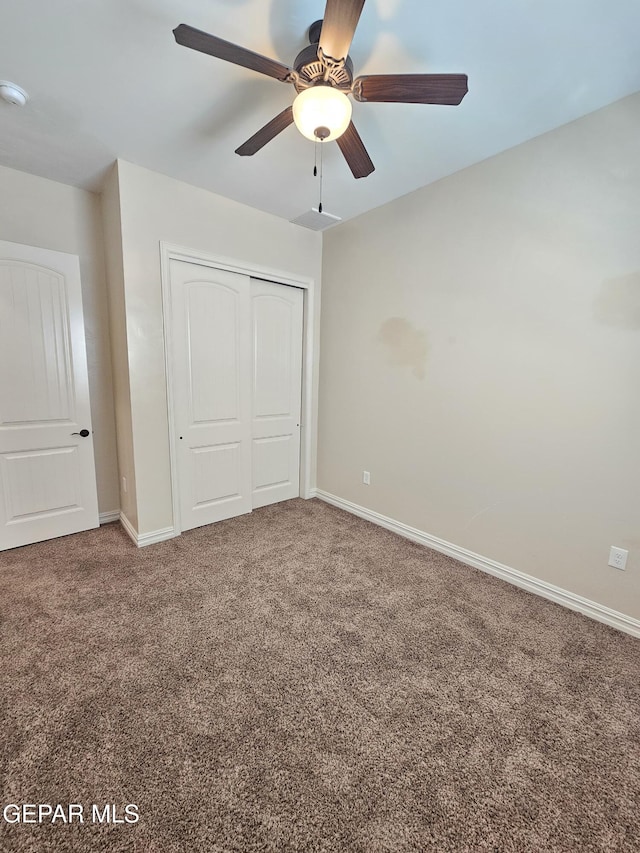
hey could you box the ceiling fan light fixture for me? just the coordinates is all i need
[292,85,352,142]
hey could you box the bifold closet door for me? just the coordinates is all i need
[251,280,303,508]
[170,261,253,530]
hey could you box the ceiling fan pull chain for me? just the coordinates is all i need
[314,140,318,177]
[318,141,324,213]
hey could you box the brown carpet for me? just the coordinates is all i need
[1,498,639,853]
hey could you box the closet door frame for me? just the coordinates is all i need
[160,242,316,536]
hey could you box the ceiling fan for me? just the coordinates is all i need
[173,0,468,179]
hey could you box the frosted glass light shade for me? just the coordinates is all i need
[292,86,352,142]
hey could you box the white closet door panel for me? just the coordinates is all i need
[253,296,293,418]
[192,442,242,506]
[253,435,295,489]
[188,285,240,423]
[0,241,99,550]
[170,261,252,530]
[251,281,303,509]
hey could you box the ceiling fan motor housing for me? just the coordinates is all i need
[308,19,324,45]
[293,21,354,92]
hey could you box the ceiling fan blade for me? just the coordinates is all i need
[173,24,293,82]
[319,0,366,63]
[353,73,468,105]
[336,121,375,179]
[235,106,294,156]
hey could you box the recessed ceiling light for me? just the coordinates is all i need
[0,81,29,107]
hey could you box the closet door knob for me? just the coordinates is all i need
[71,429,90,437]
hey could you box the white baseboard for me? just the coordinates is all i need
[118,512,138,546]
[99,510,120,525]
[119,512,176,548]
[315,490,640,639]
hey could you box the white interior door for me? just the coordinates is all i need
[0,240,99,550]
[251,280,303,509]
[170,260,252,531]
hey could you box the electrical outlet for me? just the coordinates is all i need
[363,470,371,485]
[608,546,628,571]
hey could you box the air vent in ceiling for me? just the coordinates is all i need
[290,208,342,231]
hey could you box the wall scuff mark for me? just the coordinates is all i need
[377,317,428,380]
[594,271,640,330]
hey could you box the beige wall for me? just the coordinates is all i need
[319,93,640,620]
[100,163,137,527]
[0,164,119,515]
[113,159,323,535]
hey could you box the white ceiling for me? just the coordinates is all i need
[1,0,639,224]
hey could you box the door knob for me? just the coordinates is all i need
[71,429,90,437]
